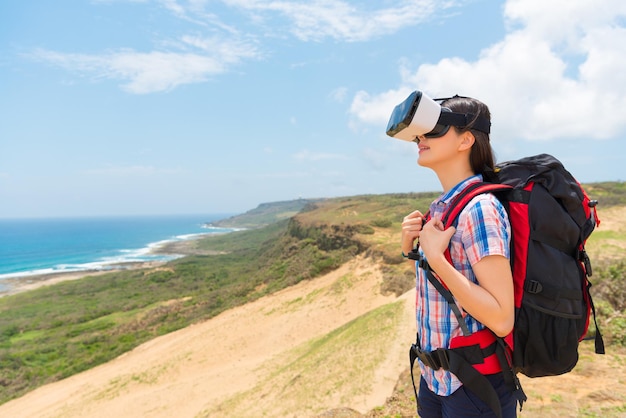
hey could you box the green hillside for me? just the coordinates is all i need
[208,198,321,228]
[0,183,625,405]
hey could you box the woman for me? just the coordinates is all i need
[400,95,517,417]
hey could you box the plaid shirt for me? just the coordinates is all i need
[415,174,511,396]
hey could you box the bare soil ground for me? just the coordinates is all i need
[0,256,416,417]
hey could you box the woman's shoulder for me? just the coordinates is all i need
[459,192,508,222]
[467,191,502,206]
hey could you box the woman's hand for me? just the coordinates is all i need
[401,210,424,256]
[419,217,456,268]
[417,217,515,337]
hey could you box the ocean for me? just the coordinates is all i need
[0,214,235,287]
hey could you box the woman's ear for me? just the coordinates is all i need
[458,131,475,151]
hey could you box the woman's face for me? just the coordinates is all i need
[415,128,466,169]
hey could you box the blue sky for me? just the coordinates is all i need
[1,0,625,218]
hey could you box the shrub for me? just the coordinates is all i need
[370,218,393,228]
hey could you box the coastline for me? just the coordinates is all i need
[0,232,226,299]
[0,261,166,298]
[149,235,227,256]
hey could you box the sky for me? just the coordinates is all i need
[1,0,625,218]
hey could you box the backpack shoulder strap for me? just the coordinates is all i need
[413,181,514,336]
[424,181,526,416]
[441,182,513,227]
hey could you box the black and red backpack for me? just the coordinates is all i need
[408,154,605,418]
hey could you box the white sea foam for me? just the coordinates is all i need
[202,225,247,232]
[0,240,200,281]
[0,253,183,280]
[0,221,235,281]
[175,233,208,240]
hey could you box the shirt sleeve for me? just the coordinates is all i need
[458,194,511,266]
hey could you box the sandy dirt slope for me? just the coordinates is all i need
[0,255,415,418]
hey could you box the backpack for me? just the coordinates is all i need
[407,154,605,417]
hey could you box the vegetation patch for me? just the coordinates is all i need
[0,182,624,406]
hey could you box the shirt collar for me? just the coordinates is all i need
[435,174,483,207]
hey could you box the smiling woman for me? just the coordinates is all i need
[391,92,521,417]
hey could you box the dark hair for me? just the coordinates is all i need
[440,96,496,179]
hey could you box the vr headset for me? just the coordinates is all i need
[385,91,490,141]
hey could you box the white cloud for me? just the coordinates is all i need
[220,0,453,42]
[350,88,412,127]
[29,36,261,94]
[349,0,626,141]
[503,0,625,47]
[104,0,454,43]
[28,1,457,93]
[329,86,348,103]
[158,0,187,16]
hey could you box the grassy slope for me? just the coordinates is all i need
[0,192,436,403]
[201,300,408,417]
[208,198,320,228]
[0,183,625,412]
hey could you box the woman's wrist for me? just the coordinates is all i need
[425,252,447,271]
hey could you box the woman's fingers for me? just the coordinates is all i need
[402,210,425,254]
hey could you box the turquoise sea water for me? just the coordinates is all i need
[0,214,234,285]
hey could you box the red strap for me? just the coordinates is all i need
[440,183,516,374]
[434,182,512,290]
[441,182,513,228]
[449,329,513,375]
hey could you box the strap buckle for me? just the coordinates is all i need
[407,249,421,261]
[411,344,450,371]
[581,249,593,276]
[525,280,543,294]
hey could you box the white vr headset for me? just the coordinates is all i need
[385,91,490,141]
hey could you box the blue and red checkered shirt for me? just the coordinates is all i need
[415,174,511,396]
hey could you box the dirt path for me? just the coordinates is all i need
[0,255,415,418]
